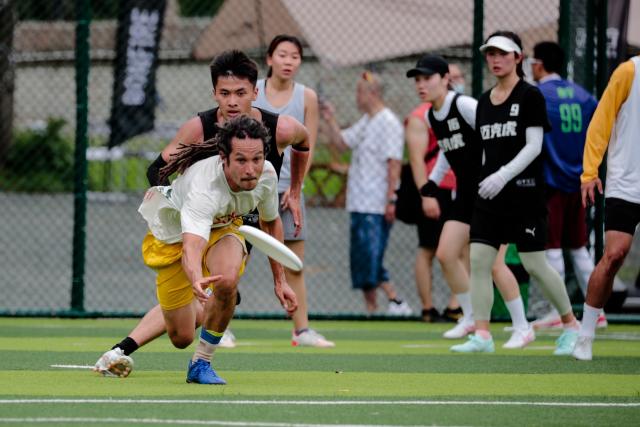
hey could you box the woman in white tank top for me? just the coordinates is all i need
[253,35,333,348]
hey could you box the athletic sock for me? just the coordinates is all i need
[112,337,139,356]
[570,247,595,296]
[455,292,474,323]
[579,304,600,338]
[294,328,309,336]
[505,296,529,331]
[192,328,223,363]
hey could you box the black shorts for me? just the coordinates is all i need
[448,186,476,225]
[416,188,453,249]
[605,197,640,235]
[470,208,547,252]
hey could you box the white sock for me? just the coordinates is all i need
[570,247,595,296]
[191,328,222,363]
[545,248,565,278]
[579,303,601,338]
[455,292,473,323]
[505,296,529,331]
[192,341,217,363]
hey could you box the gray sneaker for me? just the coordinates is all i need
[93,348,133,377]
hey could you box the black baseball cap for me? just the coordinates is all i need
[406,55,449,78]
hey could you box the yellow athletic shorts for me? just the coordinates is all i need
[141,220,246,311]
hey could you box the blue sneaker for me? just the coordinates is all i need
[186,359,226,385]
[450,334,495,353]
[554,329,579,356]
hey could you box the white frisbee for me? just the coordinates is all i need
[238,225,303,271]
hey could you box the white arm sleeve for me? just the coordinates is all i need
[499,126,544,181]
[428,150,451,185]
[456,96,478,129]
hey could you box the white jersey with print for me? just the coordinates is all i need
[341,107,404,214]
[607,56,640,204]
[138,155,280,244]
[253,78,306,193]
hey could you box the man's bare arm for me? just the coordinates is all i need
[303,88,319,176]
[276,115,310,198]
[182,232,209,303]
[385,158,402,222]
[161,117,205,162]
[405,116,429,188]
[147,117,205,185]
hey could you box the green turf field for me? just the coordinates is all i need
[0,318,639,426]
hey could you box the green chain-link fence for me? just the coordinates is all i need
[1,0,636,319]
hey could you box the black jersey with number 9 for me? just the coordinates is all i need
[475,80,551,216]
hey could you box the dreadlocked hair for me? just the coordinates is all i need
[158,115,271,183]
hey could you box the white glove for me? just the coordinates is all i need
[478,168,508,200]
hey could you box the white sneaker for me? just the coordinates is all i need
[573,336,594,361]
[502,326,535,349]
[292,329,335,348]
[531,311,562,330]
[93,348,133,377]
[596,312,608,329]
[387,301,413,316]
[218,329,236,348]
[443,319,475,339]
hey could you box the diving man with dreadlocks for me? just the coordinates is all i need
[140,115,297,384]
[93,50,309,378]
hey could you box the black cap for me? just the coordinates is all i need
[406,55,449,78]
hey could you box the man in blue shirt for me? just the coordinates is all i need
[530,41,606,329]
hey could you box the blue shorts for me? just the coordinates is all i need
[349,212,391,290]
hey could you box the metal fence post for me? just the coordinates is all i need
[585,0,595,94]
[71,0,91,313]
[593,0,608,262]
[472,0,484,98]
[558,0,571,78]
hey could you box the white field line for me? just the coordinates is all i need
[0,418,451,427]
[401,344,450,348]
[523,346,556,350]
[50,364,94,369]
[0,399,638,408]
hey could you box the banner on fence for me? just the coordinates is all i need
[108,0,166,147]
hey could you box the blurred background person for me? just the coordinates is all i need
[408,54,531,348]
[321,71,411,316]
[253,34,334,347]
[529,41,605,330]
[452,31,579,354]
[574,55,640,361]
[448,63,466,94]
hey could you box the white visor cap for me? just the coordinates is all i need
[479,36,522,55]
